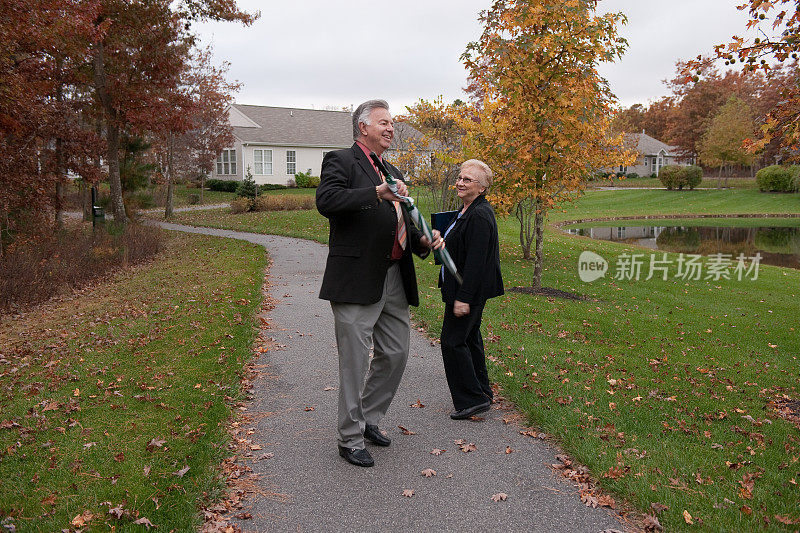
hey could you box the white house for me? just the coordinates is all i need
[212,104,353,185]
[212,104,429,186]
[612,132,693,176]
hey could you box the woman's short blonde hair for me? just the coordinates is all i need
[461,159,493,190]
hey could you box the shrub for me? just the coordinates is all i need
[252,195,315,211]
[658,165,683,190]
[626,172,639,179]
[293,171,320,188]
[230,197,253,213]
[659,165,703,190]
[756,165,795,192]
[206,179,238,192]
[649,173,658,179]
[236,168,258,198]
[0,223,164,311]
[188,193,200,205]
[259,183,288,192]
[683,165,703,190]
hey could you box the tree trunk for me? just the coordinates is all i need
[165,133,174,218]
[93,38,127,224]
[80,180,90,220]
[515,197,534,260]
[717,165,723,189]
[532,197,546,290]
[199,172,205,204]
[54,63,65,229]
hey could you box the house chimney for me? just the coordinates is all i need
[290,110,293,117]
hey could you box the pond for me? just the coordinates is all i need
[564,219,800,270]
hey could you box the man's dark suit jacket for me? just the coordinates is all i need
[439,194,504,305]
[316,143,428,306]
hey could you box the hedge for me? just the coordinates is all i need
[756,165,795,192]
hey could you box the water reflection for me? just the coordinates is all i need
[566,224,800,269]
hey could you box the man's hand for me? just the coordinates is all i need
[420,229,444,249]
[376,180,408,200]
[453,300,470,317]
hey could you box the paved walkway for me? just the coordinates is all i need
[158,222,624,533]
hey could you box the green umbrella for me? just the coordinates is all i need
[370,153,463,285]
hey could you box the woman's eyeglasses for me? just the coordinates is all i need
[456,176,478,184]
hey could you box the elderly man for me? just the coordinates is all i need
[316,99,439,467]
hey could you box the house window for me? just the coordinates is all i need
[616,227,626,239]
[254,149,273,175]
[216,149,236,175]
[619,165,627,173]
[286,150,296,175]
[650,157,656,172]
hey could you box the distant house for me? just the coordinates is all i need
[212,104,427,185]
[212,104,353,186]
[612,132,692,176]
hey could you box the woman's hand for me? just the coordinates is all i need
[453,300,470,317]
[421,229,445,250]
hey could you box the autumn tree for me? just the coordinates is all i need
[391,97,465,212]
[683,0,800,154]
[612,98,674,141]
[90,0,255,223]
[698,95,757,186]
[150,49,238,217]
[0,0,104,249]
[461,0,634,289]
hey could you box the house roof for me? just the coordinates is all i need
[627,132,681,157]
[230,103,432,152]
[230,104,353,148]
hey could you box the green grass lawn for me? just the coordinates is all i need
[0,231,267,531]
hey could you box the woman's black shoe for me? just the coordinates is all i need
[450,401,491,420]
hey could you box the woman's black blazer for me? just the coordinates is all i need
[439,194,504,305]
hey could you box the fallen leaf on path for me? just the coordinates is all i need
[459,443,477,453]
[83,442,96,449]
[174,465,190,478]
[430,449,446,456]
[304,406,315,411]
[250,444,262,450]
[505,446,514,454]
[683,510,693,524]
[398,425,416,435]
[323,386,335,391]
[410,399,425,408]
[491,493,508,502]
[256,453,274,461]
[421,469,436,477]
[402,489,414,498]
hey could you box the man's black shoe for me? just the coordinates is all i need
[338,445,374,467]
[364,424,391,446]
[450,401,491,420]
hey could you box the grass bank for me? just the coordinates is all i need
[0,231,267,531]
[161,187,800,530]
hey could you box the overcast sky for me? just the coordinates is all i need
[194,0,756,114]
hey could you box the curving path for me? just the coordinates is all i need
[157,222,625,533]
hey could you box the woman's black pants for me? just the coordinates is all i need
[440,301,493,411]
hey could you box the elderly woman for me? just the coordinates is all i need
[437,159,504,420]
